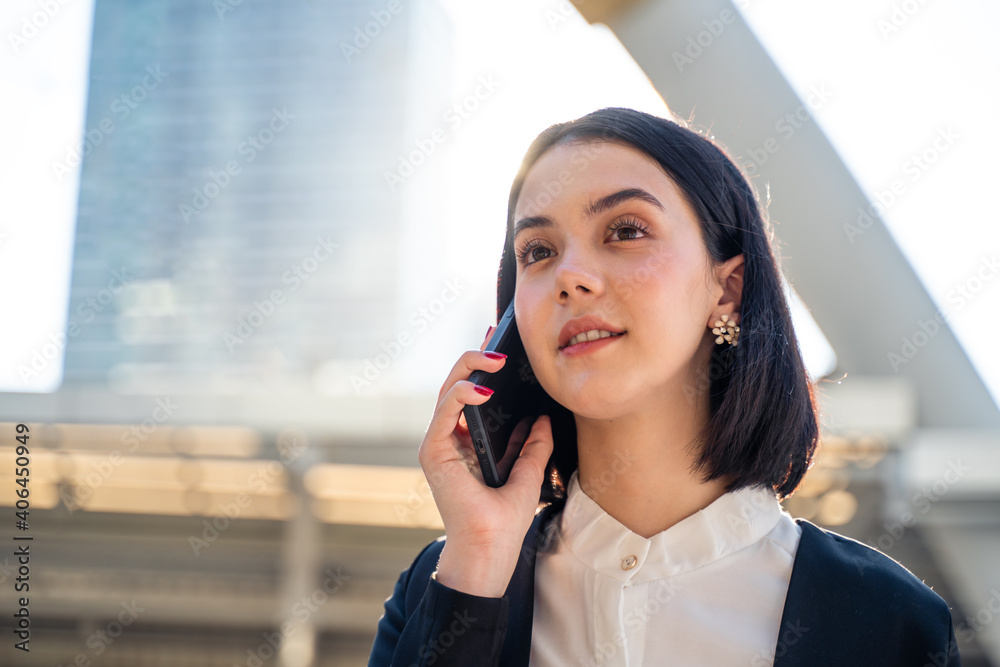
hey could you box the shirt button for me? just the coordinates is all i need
[621,555,637,570]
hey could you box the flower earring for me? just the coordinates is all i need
[712,314,740,346]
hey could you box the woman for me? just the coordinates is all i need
[368,108,960,666]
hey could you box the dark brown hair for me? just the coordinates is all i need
[496,107,819,507]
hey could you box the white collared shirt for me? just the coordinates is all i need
[529,470,802,666]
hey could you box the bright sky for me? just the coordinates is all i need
[736,0,1000,410]
[12,0,992,405]
[0,0,95,392]
[389,0,835,394]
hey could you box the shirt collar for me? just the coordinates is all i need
[555,469,786,584]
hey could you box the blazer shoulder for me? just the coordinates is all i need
[794,518,953,625]
[776,520,961,666]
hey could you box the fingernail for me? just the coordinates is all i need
[473,385,494,396]
[483,351,506,360]
[484,325,494,340]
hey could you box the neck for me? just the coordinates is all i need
[571,379,733,539]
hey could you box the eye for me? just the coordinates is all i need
[607,216,651,241]
[515,216,652,267]
[515,239,550,266]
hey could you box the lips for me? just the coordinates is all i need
[558,315,626,350]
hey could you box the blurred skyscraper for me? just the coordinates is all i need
[63,0,453,401]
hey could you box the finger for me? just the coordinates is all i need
[435,346,506,405]
[503,415,554,494]
[479,324,496,352]
[423,380,496,461]
[435,321,494,406]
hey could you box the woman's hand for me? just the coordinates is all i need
[417,325,554,598]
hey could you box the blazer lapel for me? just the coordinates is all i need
[774,518,875,667]
[500,503,560,666]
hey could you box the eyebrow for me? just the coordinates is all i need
[513,187,665,239]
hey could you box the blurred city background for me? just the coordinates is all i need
[1,0,998,665]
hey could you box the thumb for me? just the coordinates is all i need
[504,415,554,494]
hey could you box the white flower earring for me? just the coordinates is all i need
[712,314,740,346]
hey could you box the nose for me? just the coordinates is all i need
[554,247,605,301]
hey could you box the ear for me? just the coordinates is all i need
[710,254,744,324]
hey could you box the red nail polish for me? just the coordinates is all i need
[484,325,494,340]
[473,385,494,396]
[484,351,506,360]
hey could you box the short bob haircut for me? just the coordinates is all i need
[495,107,819,508]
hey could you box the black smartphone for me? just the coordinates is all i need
[463,301,552,487]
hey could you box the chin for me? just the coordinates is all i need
[557,390,630,422]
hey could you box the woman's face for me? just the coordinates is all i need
[511,140,740,421]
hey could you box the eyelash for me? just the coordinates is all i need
[515,216,652,266]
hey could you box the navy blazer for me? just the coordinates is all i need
[369,503,961,666]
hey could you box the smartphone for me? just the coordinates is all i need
[463,302,553,487]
